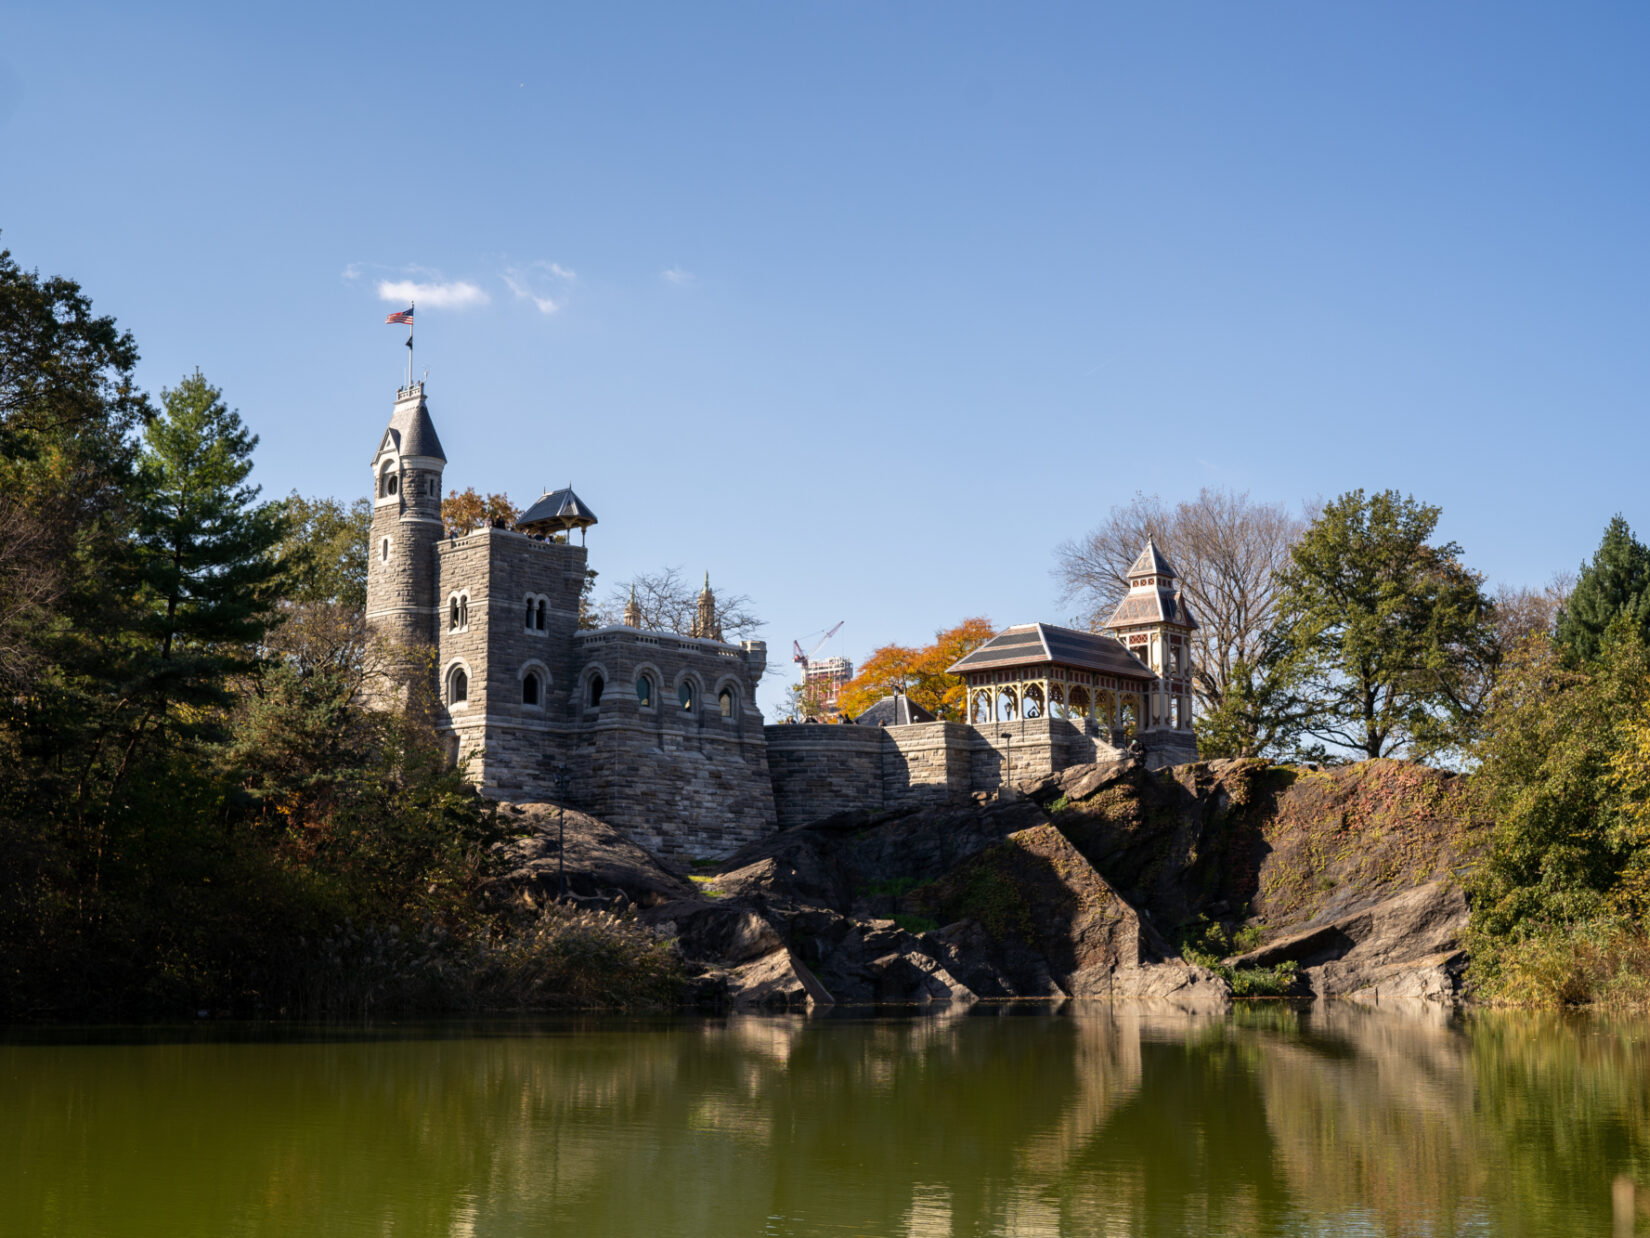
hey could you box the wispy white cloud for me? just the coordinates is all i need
[376,278,489,309]
[501,261,576,315]
[341,262,363,282]
[661,266,693,285]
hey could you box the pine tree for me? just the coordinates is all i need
[134,370,284,716]
[1555,516,1650,663]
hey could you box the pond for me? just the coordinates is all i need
[3,1002,1647,1237]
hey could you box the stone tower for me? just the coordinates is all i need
[1104,539,1198,754]
[365,382,447,697]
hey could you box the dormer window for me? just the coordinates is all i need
[386,473,399,496]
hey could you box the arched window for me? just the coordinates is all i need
[636,675,653,708]
[679,681,695,712]
[1070,686,1091,719]
[535,600,546,631]
[589,674,604,707]
[1023,684,1044,719]
[719,688,734,718]
[380,537,390,563]
[386,472,399,496]
[524,598,535,629]
[522,672,540,706]
[997,687,1018,721]
[449,597,461,631]
[459,596,469,628]
[449,667,468,704]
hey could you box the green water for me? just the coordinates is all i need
[3,1002,1647,1237]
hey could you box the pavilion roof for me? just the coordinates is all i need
[946,623,1153,680]
[854,694,938,727]
[518,486,598,533]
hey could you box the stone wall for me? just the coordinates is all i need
[764,725,890,825]
[765,717,1134,829]
[430,526,774,858]
[567,627,775,858]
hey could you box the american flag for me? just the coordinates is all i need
[385,307,414,325]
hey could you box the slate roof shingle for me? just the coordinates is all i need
[946,623,1154,680]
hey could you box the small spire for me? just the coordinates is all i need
[623,583,641,629]
[691,571,720,641]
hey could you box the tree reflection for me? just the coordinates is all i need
[1,1006,1647,1237]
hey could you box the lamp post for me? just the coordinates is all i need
[552,763,572,901]
[999,731,1012,791]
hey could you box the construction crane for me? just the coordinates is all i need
[792,621,844,672]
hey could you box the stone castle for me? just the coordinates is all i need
[365,382,1198,858]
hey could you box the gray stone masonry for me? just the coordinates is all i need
[432,526,774,858]
[764,716,1192,829]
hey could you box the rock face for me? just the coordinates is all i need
[1225,881,1469,1001]
[486,802,696,910]
[489,756,1484,1009]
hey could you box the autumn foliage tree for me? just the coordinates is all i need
[837,618,995,720]
[441,487,520,536]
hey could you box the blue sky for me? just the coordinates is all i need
[4,3,1648,708]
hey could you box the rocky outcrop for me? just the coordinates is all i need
[486,802,696,910]
[1225,881,1469,1001]
[490,755,1483,1009]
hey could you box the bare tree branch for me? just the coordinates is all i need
[1054,488,1305,715]
[597,565,764,641]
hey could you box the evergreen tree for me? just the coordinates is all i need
[1555,516,1650,663]
[134,371,284,716]
[1273,489,1496,761]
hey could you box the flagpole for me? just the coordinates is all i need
[406,300,415,390]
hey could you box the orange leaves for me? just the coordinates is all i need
[441,488,521,536]
[836,617,995,721]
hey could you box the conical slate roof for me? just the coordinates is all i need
[380,384,446,461]
[1126,537,1176,580]
[1103,539,1199,630]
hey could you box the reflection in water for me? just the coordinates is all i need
[2,1004,1648,1237]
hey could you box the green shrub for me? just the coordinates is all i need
[476,905,685,1010]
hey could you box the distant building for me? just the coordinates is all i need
[801,656,853,711]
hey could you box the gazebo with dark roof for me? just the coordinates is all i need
[947,621,1155,732]
[517,486,598,542]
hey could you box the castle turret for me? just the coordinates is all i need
[365,382,447,695]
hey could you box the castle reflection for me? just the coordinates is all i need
[2,1003,1647,1237]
